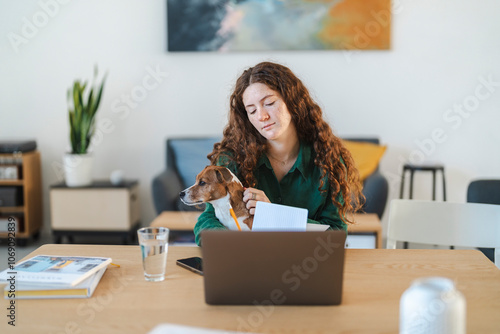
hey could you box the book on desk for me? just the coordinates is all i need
[3,267,106,299]
[0,254,111,286]
[0,254,111,299]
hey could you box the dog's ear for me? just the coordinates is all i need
[215,167,233,183]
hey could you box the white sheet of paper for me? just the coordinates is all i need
[306,223,329,231]
[149,324,258,334]
[252,202,308,231]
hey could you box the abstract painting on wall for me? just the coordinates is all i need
[167,0,391,52]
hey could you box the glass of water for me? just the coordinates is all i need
[137,227,169,282]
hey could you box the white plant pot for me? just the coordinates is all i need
[63,153,93,187]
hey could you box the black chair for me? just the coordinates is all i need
[467,179,500,262]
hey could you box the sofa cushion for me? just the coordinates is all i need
[169,137,221,187]
[342,140,387,181]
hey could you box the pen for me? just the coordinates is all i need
[229,205,242,231]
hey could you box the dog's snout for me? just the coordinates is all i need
[179,191,186,198]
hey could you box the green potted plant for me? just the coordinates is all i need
[63,66,107,187]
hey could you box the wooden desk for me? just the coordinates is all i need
[2,245,499,333]
[347,213,383,248]
[151,211,383,248]
[150,211,201,231]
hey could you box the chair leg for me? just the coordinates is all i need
[442,169,447,201]
[409,170,414,199]
[386,239,397,249]
[400,169,406,199]
[432,170,436,201]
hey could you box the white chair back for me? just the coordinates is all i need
[386,199,500,268]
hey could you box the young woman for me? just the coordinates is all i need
[194,61,363,245]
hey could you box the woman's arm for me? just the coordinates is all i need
[307,213,346,232]
[308,190,347,232]
[193,203,227,246]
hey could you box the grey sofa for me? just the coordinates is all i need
[152,137,389,218]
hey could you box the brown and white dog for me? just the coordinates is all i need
[179,166,253,231]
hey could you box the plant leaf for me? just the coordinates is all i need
[87,89,94,117]
[91,75,106,119]
[67,67,107,154]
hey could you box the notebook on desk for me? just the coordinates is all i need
[200,230,346,305]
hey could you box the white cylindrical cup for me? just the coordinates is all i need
[137,227,169,282]
[400,277,466,334]
[110,169,124,185]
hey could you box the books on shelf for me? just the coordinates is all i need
[0,255,112,286]
[4,267,107,299]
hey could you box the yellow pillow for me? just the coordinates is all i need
[342,140,387,181]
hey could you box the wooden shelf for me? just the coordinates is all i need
[0,180,24,186]
[0,206,25,213]
[0,151,42,241]
[0,231,29,238]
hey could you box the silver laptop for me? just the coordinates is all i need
[201,230,346,305]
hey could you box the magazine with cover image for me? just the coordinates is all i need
[0,255,112,286]
[4,267,107,299]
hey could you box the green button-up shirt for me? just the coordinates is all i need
[193,142,346,246]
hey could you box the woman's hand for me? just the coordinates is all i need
[243,187,271,215]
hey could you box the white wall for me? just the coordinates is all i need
[1,0,499,236]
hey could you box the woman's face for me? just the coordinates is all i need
[242,83,295,142]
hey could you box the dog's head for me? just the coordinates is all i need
[179,166,241,206]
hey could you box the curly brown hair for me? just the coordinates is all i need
[208,61,364,224]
